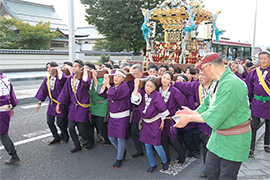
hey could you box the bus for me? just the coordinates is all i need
[211,39,251,61]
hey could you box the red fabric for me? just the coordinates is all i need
[197,53,220,69]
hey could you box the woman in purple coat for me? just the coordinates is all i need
[131,77,170,174]
[98,70,131,169]
[56,60,94,153]
[35,61,69,145]
[159,71,187,165]
[0,72,20,165]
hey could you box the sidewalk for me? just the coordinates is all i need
[238,122,270,179]
[3,71,48,104]
[4,71,48,81]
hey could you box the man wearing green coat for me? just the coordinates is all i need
[85,63,109,146]
[174,53,251,180]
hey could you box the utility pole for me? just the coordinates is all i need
[68,0,75,62]
[252,0,258,60]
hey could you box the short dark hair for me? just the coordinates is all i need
[46,61,58,69]
[85,62,96,70]
[163,71,173,80]
[148,64,158,72]
[186,66,196,75]
[109,60,115,65]
[113,64,120,69]
[174,67,182,73]
[63,61,73,67]
[74,59,84,67]
[103,63,112,69]
[159,65,169,71]
[145,77,158,87]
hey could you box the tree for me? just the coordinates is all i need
[0,18,21,49]
[267,47,270,52]
[81,0,163,54]
[0,17,58,50]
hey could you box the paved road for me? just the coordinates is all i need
[0,102,205,179]
[1,71,269,179]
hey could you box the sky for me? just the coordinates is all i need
[26,0,269,50]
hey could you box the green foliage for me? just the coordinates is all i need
[99,53,110,64]
[267,47,270,52]
[81,0,163,55]
[0,17,59,49]
[0,18,21,49]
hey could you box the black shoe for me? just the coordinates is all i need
[121,149,127,162]
[199,170,207,177]
[161,159,170,166]
[62,135,69,144]
[176,153,186,165]
[84,144,94,151]
[48,139,60,145]
[161,162,169,171]
[249,149,255,158]
[112,160,122,169]
[4,155,20,165]
[194,151,200,158]
[187,151,194,157]
[68,147,82,154]
[264,145,270,153]
[130,152,144,159]
[147,165,157,174]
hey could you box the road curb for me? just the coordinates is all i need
[10,76,47,82]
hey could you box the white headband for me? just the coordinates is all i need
[115,70,126,78]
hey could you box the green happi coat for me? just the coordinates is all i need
[89,78,108,117]
[197,67,251,162]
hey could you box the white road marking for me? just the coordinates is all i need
[22,129,51,138]
[160,157,197,176]
[0,132,52,150]
[20,102,48,109]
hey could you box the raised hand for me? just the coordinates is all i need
[173,114,190,128]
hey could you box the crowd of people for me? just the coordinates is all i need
[0,51,269,179]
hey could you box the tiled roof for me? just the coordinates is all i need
[0,49,69,55]
[2,0,69,32]
[75,26,105,39]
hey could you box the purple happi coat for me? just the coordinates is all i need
[99,82,130,139]
[0,72,18,134]
[235,73,244,80]
[35,73,68,117]
[245,66,270,119]
[57,74,91,122]
[174,81,212,135]
[127,76,147,123]
[133,89,169,146]
[159,85,188,138]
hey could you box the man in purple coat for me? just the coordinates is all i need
[0,72,20,165]
[174,71,217,177]
[128,64,147,158]
[35,62,69,145]
[56,59,94,153]
[245,51,270,157]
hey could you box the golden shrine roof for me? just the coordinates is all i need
[149,1,213,28]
